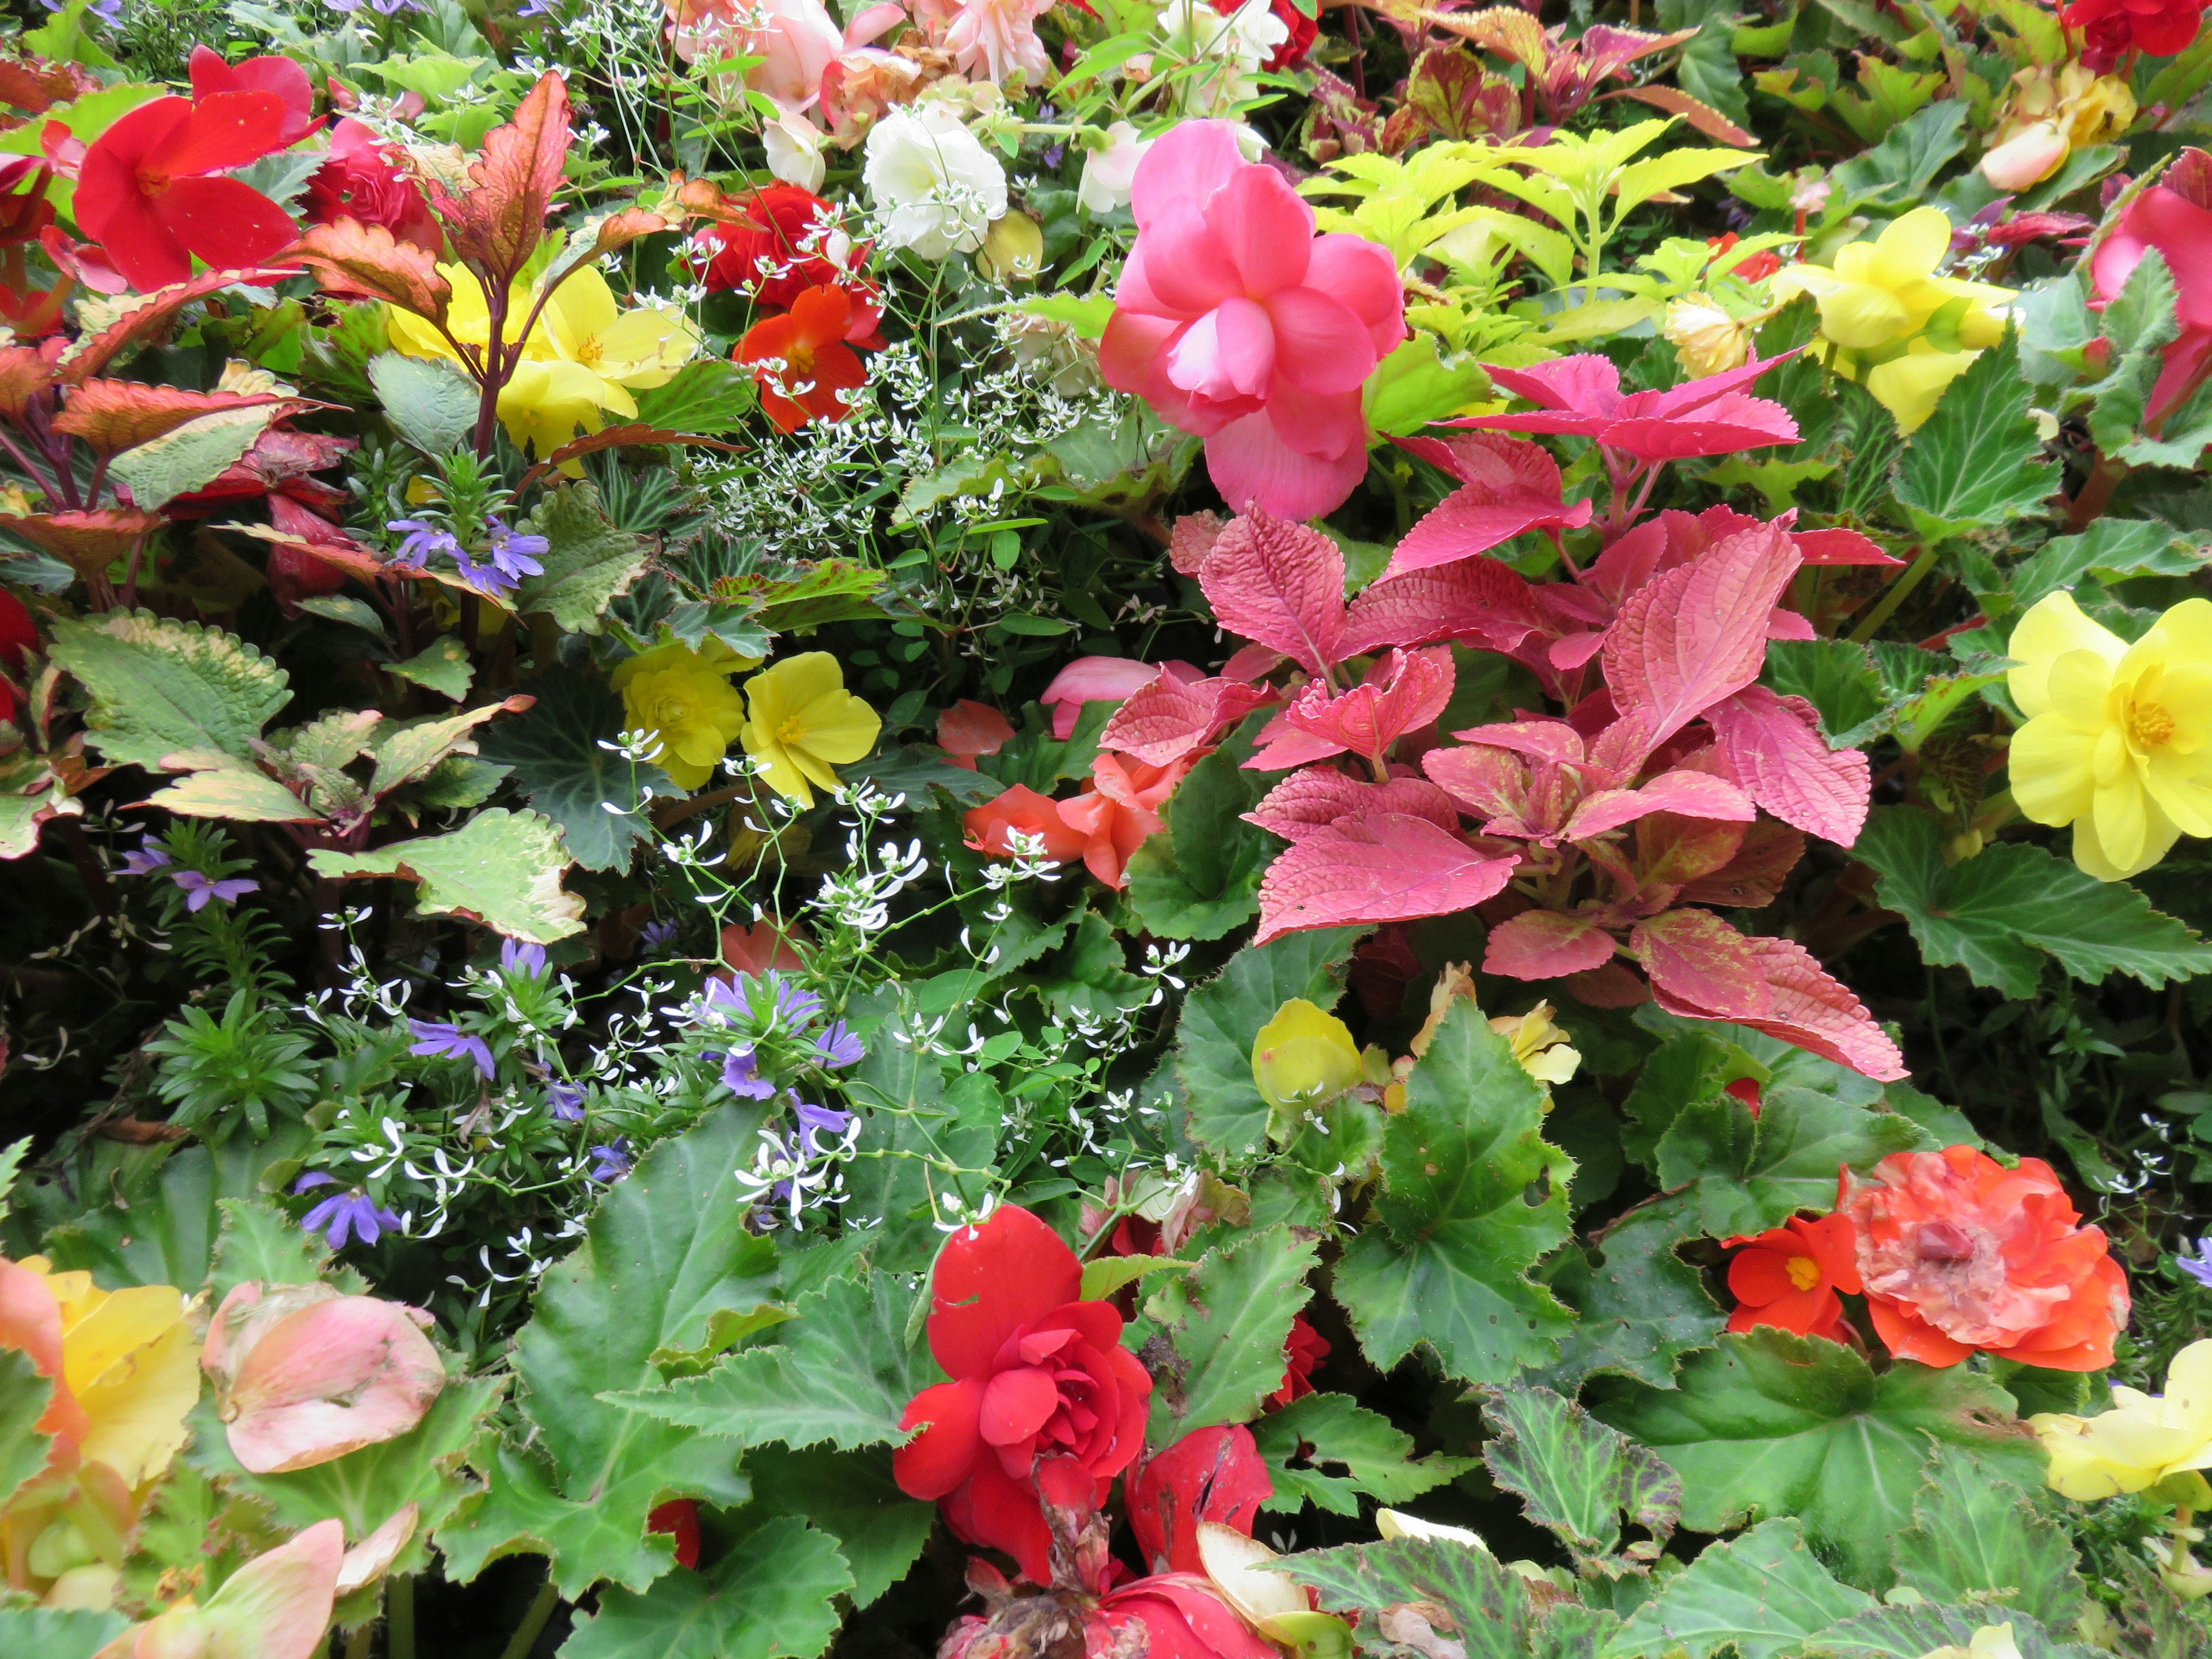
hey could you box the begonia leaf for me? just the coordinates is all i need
[1540,1194,1725,1391]
[1198,509,1347,675]
[308,808,585,942]
[0,1345,55,1511]
[1255,814,1517,944]
[1804,1605,2095,1659]
[431,70,571,292]
[1605,1517,1872,1658]
[1141,1225,1317,1444]
[1251,1392,1474,1516]
[1286,1533,1535,1659]
[559,1516,853,1659]
[1891,1444,2090,1631]
[48,609,288,768]
[1126,743,1274,941]
[1479,1384,1679,1574]
[1653,1084,1925,1238]
[741,1446,934,1610]
[1176,926,1362,1161]
[1893,335,2054,535]
[476,669,681,873]
[0,1610,127,1659]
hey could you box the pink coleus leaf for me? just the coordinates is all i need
[1676,818,1806,908]
[1255,646,1454,768]
[1705,686,1872,847]
[1421,742,1529,819]
[1563,768,1756,842]
[1170,510,1226,576]
[1246,765,1462,842]
[1254,814,1518,944]
[1101,675,1277,766]
[1340,556,1546,657]
[1043,656,1190,741]
[1630,907,1770,1017]
[1385,432,1593,577]
[1793,525,1902,567]
[1635,810,1750,889]
[1458,351,1799,465]
[1449,719,1586,762]
[1196,508,1346,674]
[1733,934,1907,1081]
[1484,910,1619,979]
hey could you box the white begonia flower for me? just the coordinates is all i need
[863,104,1009,261]
[764,109,829,193]
[1078,120,1152,215]
[1156,0,1289,115]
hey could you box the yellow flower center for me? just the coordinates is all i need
[1785,1256,1821,1292]
[777,714,810,746]
[2127,697,2176,753]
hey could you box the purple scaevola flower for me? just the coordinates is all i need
[387,518,458,570]
[641,919,678,950]
[793,1099,854,1156]
[486,518,548,584]
[120,842,172,875]
[548,1081,586,1123]
[44,0,121,18]
[766,973,823,1030]
[410,1019,496,1081]
[298,1178,403,1249]
[688,976,747,1025]
[329,0,426,13]
[454,550,522,600]
[500,938,548,978]
[171,870,258,911]
[721,1046,777,1100]
[2180,1236,2212,1290]
[588,1139,631,1182]
[812,1021,863,1068]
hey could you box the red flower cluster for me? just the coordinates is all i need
[2061,0,2206,67]
[713,185,888,433]
[963,751,1199,889]
[304,119,441,253]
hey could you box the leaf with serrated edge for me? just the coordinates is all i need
[0,1346,55,1512]
[111,406,276,509]
[1803,1604,2094,1659]
[1654,1085,1925,1238]
[1894,334,2054,533]
[558,1515,853,1659]
[1252,1392,1474,1517]
[1480,1385,1679,1572]
[309,808,585,942]
[143,753,315,823]
[285,218,452,322]
[389,637,474,700]
[1176,927,1363,1161]
[49,610,288,770]
[513,482,652,634]
[1539,1195,1726,1391]
[476,670,681,873]
[1603,1518,1872,1659]
[1892,1445,2090,1633]
[1255,814,1517,945]
[1287,1535,1532,1659]
[741,1446,933,1609]
[1198,508,1347,673]
[1142,1225,1316,1444]
[432,71,570,291]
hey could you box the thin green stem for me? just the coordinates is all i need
[1848,542,1939,644]
[389,1573,416,1659]
[498,1576,560,1659]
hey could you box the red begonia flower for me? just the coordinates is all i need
[938,699,1016,769]
[1838,1146,2130,1371]
[695,183,873,321]
[74,92,299,291]
[1721,1214,1859,1342]
[735,283,870,434]
[646,1499,701,1569]
[188,47,319,145]
[1267,1314,1330,1408]
[1128,1425,1272,1577]
[1056,751,1199,888]
[2062,0,2206,68]
[0,584,36,723]
[964,783,1090,865]
[304,118,441,253]
[893,1205,1152,1584]
[1206,0,1317,70]
[1093,1574,1281,1659]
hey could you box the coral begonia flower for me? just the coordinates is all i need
[2090,183,2212,422]
[938,699,1016,768]
[187,47,319,146]
[965,783,1090,864]
[74,92,298,292]
[736,283,869,433]
[1721,1214,1861,1342]
[1268,1313,1330,1408]
[1839,1146,2130,1372]
[1055,751,1196,887]
[1100,119,1404,521]
[893,1205,1152,1584]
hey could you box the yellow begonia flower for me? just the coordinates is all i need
[2029,1338,2212,1500]
[613,641,753,792]
[543,267,702,407]
[1981,64,2135,193]
[1922,1626,2024,1659]
[1252,998,1364,1113]
[17,1256,198,1489]
[1490,1002,1582,1086]
[2006,592,2212,880]
[1770,207,2013,431]
[739,653,882,807]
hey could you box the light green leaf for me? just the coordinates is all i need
[1020,293,1116,339]
[1805,1605,2094,1659]
[391,637,475,700]
[48,610,289,770]
[369,351,480,456]
[143,752,316,823]
[1893,335,2054,535]
[210,1196,334,1300]
[741,1446,934,1609]
[111,406,275,510]
[309,808,585,942]
[558,1516,854,1659]
[1252,1392,1475,1517]
[1078,1253,1191,1302]
[1365,333,1491,437]
[1287,1535,1533,1659]
[476,669,681,873]
[1654,1086,1926,1238]
[1142,1225,1317,1444]
[366,703,516,797]
[1603,1518,1873,1659]
[1855,808,2212,999]
[632,359,758,433]
[0,1136,28,1219]
[513,482,652,635]
[1125,745,1274,941]
[1892,1445,2090,1631]
[0,1346,55,1512]
[1332,1002,1576,1382]
[1479,1385,1680,1573]
[1175,927,1363,1161]
[1830,99,1968,203]
[0,1609,131,1659]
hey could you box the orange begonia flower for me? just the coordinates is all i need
[1055,752,1199,889]
[1722,1214,1860,1342]
[735,282,869,433]
[964,783,1089,865]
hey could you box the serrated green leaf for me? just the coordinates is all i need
[741,1446,934,1609]
[1480,1385,1680,1573]
[1892,1445,2090,1631]
[210,1197,333,1300]
[513,482,652,634]
[632,358,759,433]
[0,1609,131,1659]
[0,1136,28,1219]
[1332,1002,1576,1382]
[369,351,480,456]
[1125,745,1274,941]
[1287,1535,1533,1659]
[2001,520,2211,618]
[308,808,585,942]
[111,406,275,510]
[1603,1518,1873,1659]
[48,610,289,770]
[1592,1328,2044,1585]
[366,703,514,797]
[1142,1225,1316,1443]
[559,1515,854,1659]
[476,670,681,872]
[1654,1085,1926,1238]
[390,636,475,700]
[1805,1604,2096,1659]
[1894,336,2054,535]
[1764,638,1889,746]
[1856,808,2212,999]
[1176,928,1363,1160]
[1830,99,1967,203]
[1078,1253,1191,1301]
[2084,251,2180,457]
[0,1345,55,1512]
[1539,1195,1726,1391]
[1252,1392,1474,1517]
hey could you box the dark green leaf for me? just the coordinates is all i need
[1126,745,1276,942]
[514,482,653,635]
[1604,1518,1873,1659]
[1805,1605,2097,1659]
[742,1446,934,1608]
[1252,1392,1475,1516]
[1176,928,1363,1161]
[1539,1195,1726,1391]
[1287,1535,1532,1659]
[477,670,681,872]
[1831,100,1968,203]
[2001,520,2211,618]
[1654,1086,1926,1238]
[0,1346,54,1512]
[1894,336,2054,536]
[1479,1385,1680,1573]
[559,1516,854,1659]
[1892,1445,2090,1631]
[1143,1224,1317,1443]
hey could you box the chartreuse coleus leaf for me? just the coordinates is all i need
[1479,1385,1680,1574]
[1857,807,2212,999]
[1176,926,1364,1161]
[1593,1328,2043,1586]
[741,1446,934,1609]
[1891,1444,2091,1632]
[308,808,586,944]
[1332,1001,1576,1382]
[1285,1534,1541,1659]
[47,609,289,770]
[435,1107,779,1599]
[1603,1518,1872,1659]
[558,1514,854,1659]
[1252,1392,1475,1517]
[1141,1225,1316,1444]
[1653,1084,1927,1239]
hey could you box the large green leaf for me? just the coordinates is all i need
[48,611,289,770]
[1893,336,2054,536]
[513,482,652,635]
[741,1446,933,1609]
[1141,1225,1317,1444]
[610,1267,935,1454]
[309,808,586,943]
[558,1516,853,1659]
[1176,927,1362,1161]
[2080,249,2180,460]
[1891,1445,2090,1631]
[1540,1195,1726,1390]
[111,406,276,510]
[1287,1535,1533,1659]
[1805,1605,2096,1659]
[477,670,681,872]
[0,1346,55,1512]
[1593,1329,2043,1586]
[1999,519,2210,619]
[1251,1392,1475,1517]
[1479,1385,1679,1574]
[1603,1518,1873,1659]
[1125,745,1275,941]
[0,1609,131,1659]
[1332,1002,1576,1382]
[435,1108,777,1598]
[368,350,480,456]
[1653,1086,1926,1238]
[1857,808,2212,999]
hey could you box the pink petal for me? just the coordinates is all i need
[1306,234,1407,352]
[213,1287,445,1475]
[1134,198,1246,317]
[1179,297,1276,400]
[1206,406,1368,521]
[1264,286,1378,395]
[1204,164,1315,296]
[1130,118,1250,228]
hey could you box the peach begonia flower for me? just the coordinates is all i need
[911,0,1055,86]
[92,1518,344,1659]
[1055,751,1196,887]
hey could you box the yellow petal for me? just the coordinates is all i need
[1863,347,1974,432]
[548,266,620,346]
[2009,716,2095,828]
[791,693,882,764]
[2007,591,2125,717]
[1868,206,1955,289]
[1252,999,1363,1112]
[1816,282,1912,350]
[75,1315,198,1488]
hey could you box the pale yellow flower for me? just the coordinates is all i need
[543,267,702,407]
[614,640,755,791]
[1490,1001,1581,1086]
[1251,998,1364,1113]
[1922,1625,2024,1659]
[1663,294,1751,378]
[1981,64,2135,192]
[739,652,881,806]
[2031,1338,2212,1500]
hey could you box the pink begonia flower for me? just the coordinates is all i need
[912,0,1055,85]
[668,0,906,119]
[1101,120,1405,521]
[1041,656,1199,739]
[2090,182,2212,422]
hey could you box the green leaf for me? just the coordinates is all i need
[2000,520,2211,618]
[632,359,758,433]
[0,1346,55,1512]
[1855,807,2212,999]
[0,1135,28,1219]
[1892,1445,2090,1631]
[1895,335,2053,535]
[0,1609,130,1659]
[1079,1253,1191,1301]
[1763,638,1890,746]
[611,1267,936,1454]
[2081,250,2180,459]
[1019,293,1116,338]
[1654,1086,1926,1238]
[1479,1385,1680,1573]
[1593,1328,2044,1585]
[1252,1392,1475,1517]
[435,1108,777,1597]
[308,808,586,942]
[143,753,316,823]
[1804,1605,2094,1659]
[1142,1225,1317,1444]
[741,1446,934,1609]
[1175,927,1363,1161]
[48,610,289,770]
[389,636,475,700]
[513,482,653,634]
[1365,332,1491,438]
[1830,99,1968,203]
[1332,1002,1576,1382]
[476,671,681,872]
[1287,1535,1533,1659]
[1125,745,1275,941]
[1603,1518,1873,1659]
[369,351,481,456]
[110,407,275,510]
[210,1196,334,1301]
[1540,1195,1726,1390]
[559,1516,854,1659]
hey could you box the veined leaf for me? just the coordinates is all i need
[309,808,586,943]
[1480,1385,1680,1574]
[1804,1604,2094,1659]
[1891,1445,2090,1631]
[1894,335,2054,535]
[559,1515,853,1659]
[741,1446,933,1609]
[513,482,652,635]
[1603,1518,1872,1659]
[1125,744,1273,941]
[0,1609,129,1659]
[49,610,289,770]
[1539,1195,1726,1391]
[476,670,682,872]
[1287,1535,1533,1659]
[110,405,275,510]
[1653,1085,1926,1238]
[1142,1225,1316,1444]
[1253,1392,1475,1516]
[1175,927,1362,1161]
[0,1345,55,1512]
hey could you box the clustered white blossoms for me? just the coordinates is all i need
[1156,0,1289,115]
[864,104,1010,259]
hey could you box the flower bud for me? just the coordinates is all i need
[978,210,1044,283]
[1664,295,1751,377]
[1980,120,2069,191]
[1250,998,1362,1113]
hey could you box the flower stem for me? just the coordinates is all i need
[1847,541,1937,643]
[498,1576,560,1659]
[390,1573,416,1659]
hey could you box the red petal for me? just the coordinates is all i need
[942,1456,1054,1585]
[893,1377,985,1500]
[927,1206,1082,1380]
[154,176,298,272]
[167,90,290,175]
[979,1366,1060,1448]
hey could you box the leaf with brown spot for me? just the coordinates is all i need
[55,382,301,458]
[58,267,296,386]
[283,218,452,325]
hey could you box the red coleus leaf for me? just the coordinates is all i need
[1483,910,1619,979]
[1339,555,1546,658]
[1169,510,1226,575]
[1791,526,1902,567]
[1255,646,1455,769]
[1128,1425,1271,1577]
[1634,810,1749,889]
[1705,687,1872,847]
[0,338,62,418]
[1562,767,1755,842]
[1244,766,1461,841]
[1450,718,1585,763]
[1255,813,1518,944]
[1387,431,1593,577]
[1677,819,1806,908]
[1630,907,1769,1014]
[430,70,571,293]
[0,507,161,578]
[1100,674,1277,767]
[1458,351,1798,465]
[59,264,295,387]
[284,217,453,325]
[1421,742,1530,820]
[1737,935,1906,1081]
[52,381,294,457]
[1196,507,1346,675]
